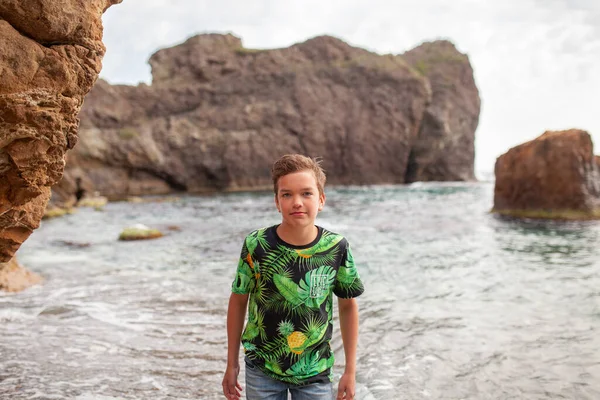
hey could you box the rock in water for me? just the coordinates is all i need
[119,224,163,241]
[0,257,42,292]
[493,129,600,220]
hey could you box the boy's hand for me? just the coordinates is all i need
[336,372,356,399]
[222,365,243,400]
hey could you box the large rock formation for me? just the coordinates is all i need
[0,0,122,265]
[53,34,480,203]
[403,41,480,182]
[493,129,600,220]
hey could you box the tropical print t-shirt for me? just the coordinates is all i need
[231,225,364,385]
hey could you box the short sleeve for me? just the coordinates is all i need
[231,236,257,294]
[333,242,364,298]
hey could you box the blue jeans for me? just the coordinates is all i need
[245,358,334,400]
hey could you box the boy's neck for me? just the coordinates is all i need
[276,223,318,247]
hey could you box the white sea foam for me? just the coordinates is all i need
[75,395,121,400]
[81,302,145,332]
[0,309,35,322]
[29,249,90,263]
[27,392,65,399]
[139,375,164,390]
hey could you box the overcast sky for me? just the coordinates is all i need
[100,0,600,174]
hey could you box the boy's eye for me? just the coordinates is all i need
[282,193,290,198]
[303,192,313,196]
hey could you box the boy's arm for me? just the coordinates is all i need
[336,297,359,400]
[222,293,249,400]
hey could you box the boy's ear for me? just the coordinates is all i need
[274,194,281,213]
[318,193,326,211]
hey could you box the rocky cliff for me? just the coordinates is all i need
[0,0,121,264]
[403,40,480,182]
[54,34,481,203]
[493,129,600,220]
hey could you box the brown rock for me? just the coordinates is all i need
[53,34,480,202]
[0,0,122,263]
[402,40,481,182]
[493,129,600,219]
[0,257,43,292]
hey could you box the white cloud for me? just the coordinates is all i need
[100,0,600,173]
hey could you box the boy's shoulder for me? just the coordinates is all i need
[319,226,344,239]
[242,225,277,254]
[319,226,345,238]
[244,225,275,240]
[318,226,350,250]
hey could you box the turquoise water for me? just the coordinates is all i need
[1,182,599,399]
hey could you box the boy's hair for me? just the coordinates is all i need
[271,154,326,196]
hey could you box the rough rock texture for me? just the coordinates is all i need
[493,129,600,219]
[54,34,480,202]
[402,40,480,182]
[0,0,122,265]
[0,257,42,292]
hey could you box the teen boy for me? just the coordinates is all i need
[222,154,364,400]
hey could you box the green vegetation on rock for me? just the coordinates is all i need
[118,224,163,241]
[118,127,139,140]
[43,207,75,220]
[235,47,265,55]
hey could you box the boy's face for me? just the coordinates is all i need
[275,170,325,230]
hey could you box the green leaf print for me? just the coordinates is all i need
[253,277,267,305]
[298,251,338,271]
[242,299,266,341]
[312,232,343,254]
[256,335,289,362]
[345,246,355,267]
[264,292,312,319]
[292,351,334,378]
[246,235,258,256]
[263,245,297,280]
[294,233,342,270]
[242,322,259,341]
[238,259,253,277]
[232,260,254,293]
[256,227,270,249]
[300,316,328,349]
[335,265,363,296]
[246,228,269,255]
[286,350,322,377]
[273,274,306,306]
[232,274,249,293]
[336,265,359,286]
[242,342,257,352]
[253,259,261,276]
[320,352,336,372]
[264,360,285,375]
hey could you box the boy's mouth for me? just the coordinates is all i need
[290,212,305,216]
